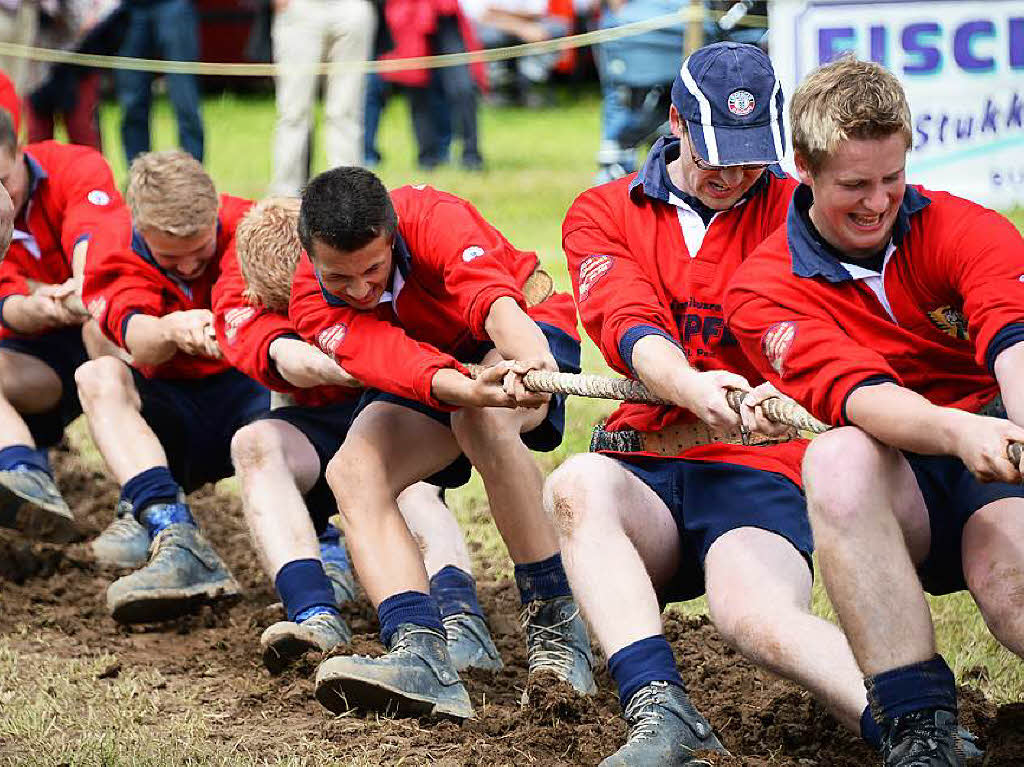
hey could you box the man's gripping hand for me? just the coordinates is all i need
[3,291,86,334]
[951,412,1024,484]
[739,381,800,440]
[164,309,222,359]
[432,361,549,409]
[500,355,556,409]
[269,336,361,389]
[674,369,751,430]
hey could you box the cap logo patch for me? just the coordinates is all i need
[317,323,348,355]
[727,89,755,116]
[87,189,111,206]
[578,255,614,302]
[762,320,796,376]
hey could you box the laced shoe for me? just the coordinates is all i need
[443,613,503,672]
[0,466,79,543]
[882,709,961,767]
[106,523,241,624]
[314,623,475,720]
[600,681,727,766]
[91,500,149,568]
[260,610,352,674]
[521,595,596,695]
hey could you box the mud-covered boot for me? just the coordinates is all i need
[319,525,358,605]
[260,610,352,674]
[882,709,961,767]
[91,500,149,568]
[314,623,475,720]
[600,681,727,766]
[521,595,596,695]
[443,613,503,672]
[0,466,79,543]
[106,523,241,624]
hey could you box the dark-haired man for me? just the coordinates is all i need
[289,167,590,720]
[0,107,125,541]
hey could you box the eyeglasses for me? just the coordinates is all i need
[686,135,771,173]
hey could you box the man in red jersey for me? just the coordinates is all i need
[289,167,589,721]
[0,106,125,542]
[78,150,269,625]
[215,197,502,676]
[725,57,1024,767]
[547,43,893,767]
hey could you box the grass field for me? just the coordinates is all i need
[0,89,1022,764]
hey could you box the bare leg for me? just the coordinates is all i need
[0,349,64,449]
[74,356,168,483]
[231,419,322,579]
[803,427,935,675]
[962,498,1024,657]
[398,482,474,577]
[326,401,462,608]
[544,453,681,656]
[705,527,866,731]
[451,350,557,564]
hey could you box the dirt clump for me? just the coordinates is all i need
[0,448,1009,765]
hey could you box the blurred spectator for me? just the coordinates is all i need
[269,0,376,196]
[463,0,567,106]
[117,0,205,165]
[0,0,40,93]
[379,0,484,171]
[27,0,122,149]
[364,70,452,168]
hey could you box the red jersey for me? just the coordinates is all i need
[0,141,124,338]
[724,184,1022,427]
[562,137,805,485]
[83,193,254,380]
[290,184,579,410]
[212,244,360,407]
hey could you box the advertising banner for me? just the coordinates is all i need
[770,0,1024,208]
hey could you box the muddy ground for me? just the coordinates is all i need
[0,449,1020,765]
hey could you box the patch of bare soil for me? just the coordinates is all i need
[0,448,1006,765]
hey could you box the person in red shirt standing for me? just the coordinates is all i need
[549,43,889,766]
[78,150,270,625]
[216,197,501,675]
[0,107,125,543]
[289,168,589,721]
[725,58,1024,767]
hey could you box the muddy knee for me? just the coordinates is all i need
[230,421,285,475]
[544,454,616,537]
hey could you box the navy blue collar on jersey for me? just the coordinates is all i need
[787,183,931,282]
[628,136,785,214]
[318,231,412,308]
[130,221,221,298]
[23,152,47,200]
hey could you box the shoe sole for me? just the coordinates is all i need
[109,581,242,624]
[315,669,474,721]
[261,633,321,675]
[0,490,80,544]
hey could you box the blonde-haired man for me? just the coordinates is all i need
[78,150,270,624]
[726,57,1024,766]
[214,198,501,674]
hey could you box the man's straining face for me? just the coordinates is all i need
[311,233,393,310]
[141,224,219,282]
[797,132,908,261]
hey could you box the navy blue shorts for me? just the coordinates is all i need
[0,327,88,448]
[133,367,270,492]
[354,321,582,488]
[904,451,1024,595]
[614,456,813,604]
[251,400,360,535]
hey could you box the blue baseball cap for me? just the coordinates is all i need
[671,42,785,167]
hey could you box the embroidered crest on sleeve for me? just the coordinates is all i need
[578,255,614,301]
[317,323,348,356]
[87,190,111,206]
[761,320,796,376]
[926,305,969,341]
[462,245,485,262]
[224,306,256,344]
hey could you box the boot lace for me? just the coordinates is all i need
[888,713,957,767]
[520,600,577,677]
[622,684,667,743]
[443,614,472,645]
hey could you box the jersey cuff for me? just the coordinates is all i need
[618,325,681,376]
[840,374,900,426]
[985,323,1024,375]
[73,233,91,248]
[120,310,141,346]
[0,295,15,332]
